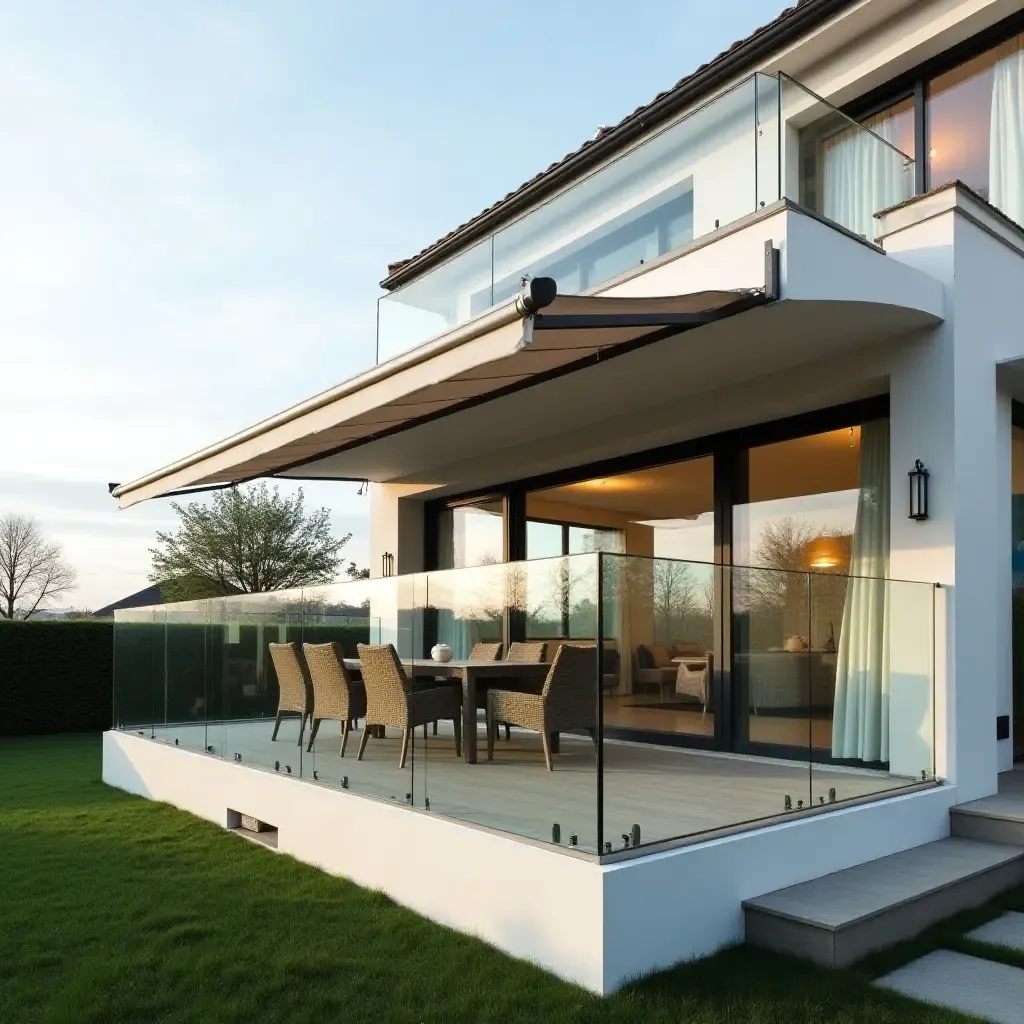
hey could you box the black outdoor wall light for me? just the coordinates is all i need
[909,460,930,521]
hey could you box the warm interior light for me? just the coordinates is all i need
[805,536,846,570]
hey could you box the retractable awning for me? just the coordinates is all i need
[111,276,770,509]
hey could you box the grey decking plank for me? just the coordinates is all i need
[140,718,913,853]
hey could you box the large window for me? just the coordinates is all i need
[436,499,503,569]
[801,95,916,240]
[732,421,890,758]
[927,32,1024,221]
[527,457,716,738]
[425,400,893,763]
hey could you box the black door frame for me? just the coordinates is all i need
[425,395,890,763]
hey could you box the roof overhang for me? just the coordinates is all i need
[111,275,770,509]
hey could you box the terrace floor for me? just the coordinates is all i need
[140,715,921,854]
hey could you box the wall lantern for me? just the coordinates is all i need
[908,460,929,521]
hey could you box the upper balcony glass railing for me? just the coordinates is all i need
[376,72,915,364]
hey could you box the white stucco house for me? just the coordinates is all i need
[104,0,1024,994]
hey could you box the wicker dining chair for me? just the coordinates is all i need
[505,641,547,663]
[486,643,596,770]
[356,643,462,768]
[488,641,549,740]
[302,642,367,756]
[268,642,312,746]
[470,642,502,661]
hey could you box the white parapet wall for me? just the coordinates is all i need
[103,731,606,990]
[104,731,955,995]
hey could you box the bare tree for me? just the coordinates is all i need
[652,559,697,641]
[0,514,78,619]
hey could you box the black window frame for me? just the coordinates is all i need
[839,8,1024,197]
[424,395,889,764]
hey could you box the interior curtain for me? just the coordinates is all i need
[832,419,890,762]
[823,111,909,241]
[990,36,1024,225]
[433,511,472,658]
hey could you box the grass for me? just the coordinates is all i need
[0,734,985,1024]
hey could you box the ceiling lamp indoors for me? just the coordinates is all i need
[805,536,848,571]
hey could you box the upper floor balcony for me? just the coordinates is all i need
[377,72,916,363]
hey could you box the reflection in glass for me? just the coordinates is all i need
[528,457,714,736]
[437,499,504,569]
[927,31,1024,222]
[791,75,915,240]
[733,420,891,760]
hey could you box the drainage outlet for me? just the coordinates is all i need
[239,813,273,834]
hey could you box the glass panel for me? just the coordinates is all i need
[927,32,1024,217]
[601,554,715,742]
[812,574,935,806]
[526,456,714,655]
[377,75,770,361]
[733,422,871,754]
[300,575,422,805]
[156,600,209,753]
[1014,425,1024,759]
[436,499,504,569]
[731,562,812,790]
[421,555,600,852]
[207,589,305,775]
[787,75,915,240]
[113,608,158,736]
[755,72,782,211]
[493,77,758,302]
[376,236,493,364]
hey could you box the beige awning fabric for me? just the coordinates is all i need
[112,284,765,508]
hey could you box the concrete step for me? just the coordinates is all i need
[951,795,1024,846]
[743,837,1024,967]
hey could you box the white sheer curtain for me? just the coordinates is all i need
[832,420,890,762]
[434,512,473,657]
[990,37,1024,224]
[823,112,910,241]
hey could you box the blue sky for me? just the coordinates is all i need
[0,0,787,609]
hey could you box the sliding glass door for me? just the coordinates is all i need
[425,400,892,764]
[731,419,890,762]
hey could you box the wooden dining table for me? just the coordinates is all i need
[344,658,550,763]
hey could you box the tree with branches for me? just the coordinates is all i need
[0,513,78,619]
[150,483,354,601]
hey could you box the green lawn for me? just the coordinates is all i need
[0,734,983,1023]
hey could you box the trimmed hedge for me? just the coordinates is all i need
[0,620,114,736]
[0,619,374,737]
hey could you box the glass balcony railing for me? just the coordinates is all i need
[113,553,936,858]
[375,72,915,364]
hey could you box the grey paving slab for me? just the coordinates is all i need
[876,949,1024,1023]
[968,912,1024,953]
[744,838,1023,928]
